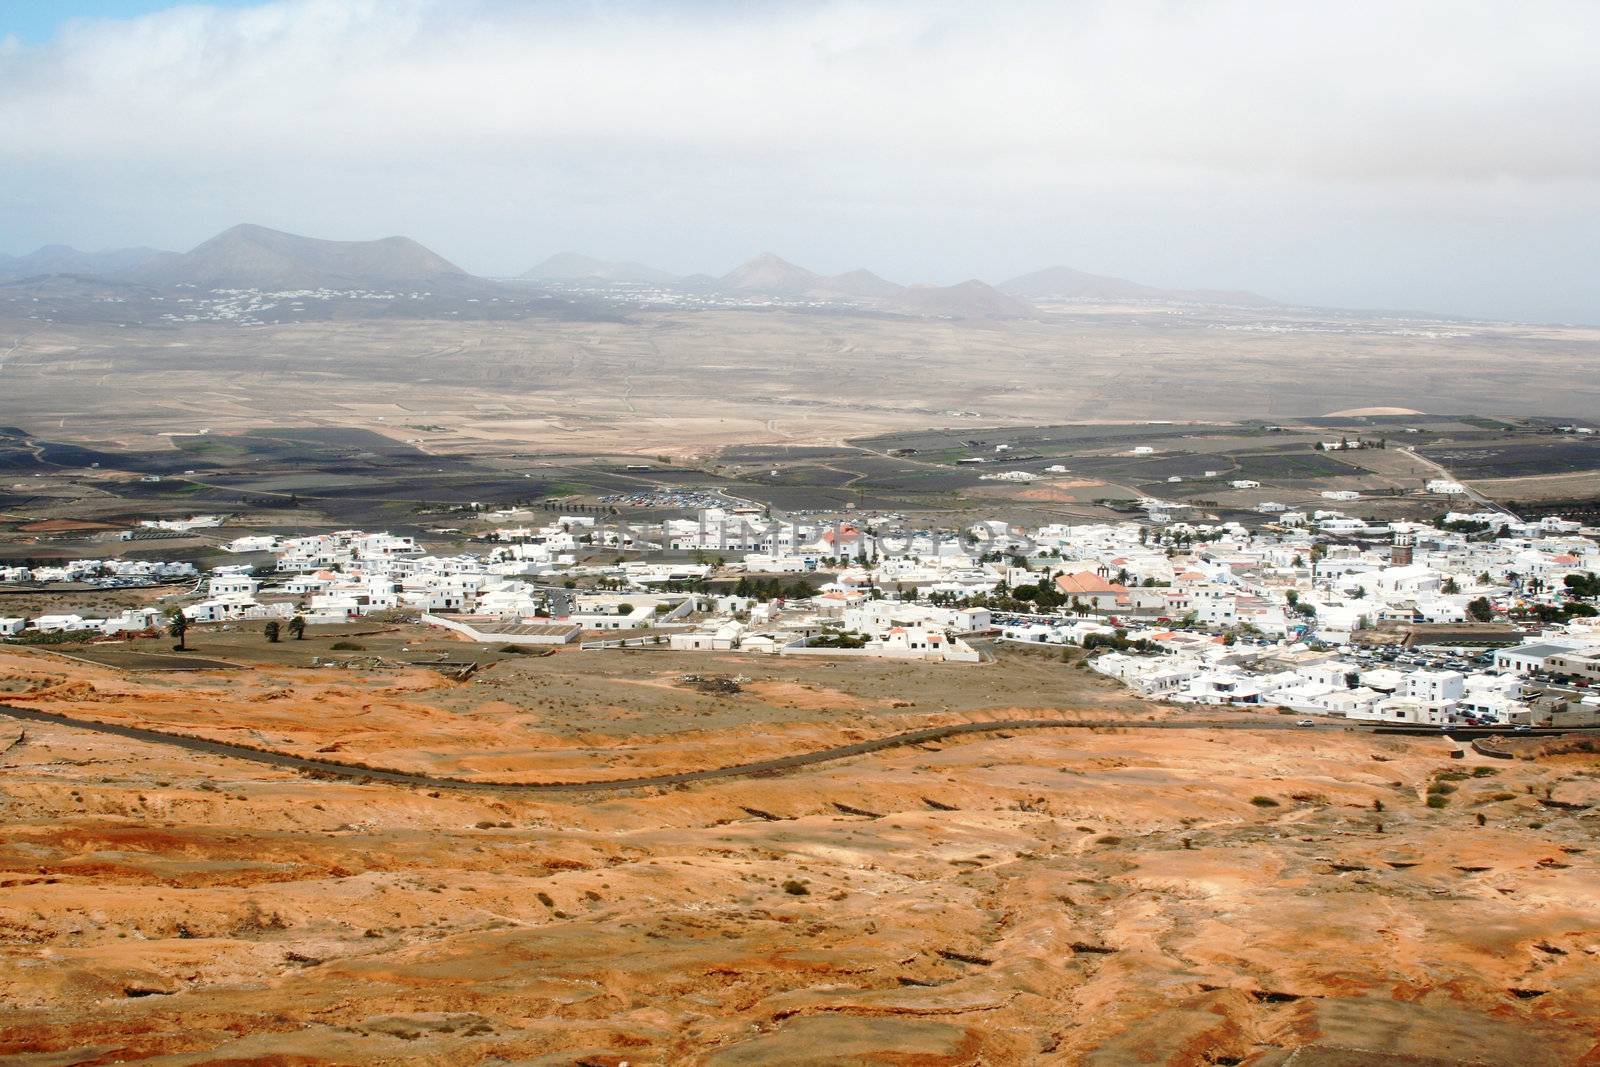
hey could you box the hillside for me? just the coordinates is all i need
[1000,264,1276,306]
[128,223,472,290]
[522,252,677,284]
[891,279,1034,320]
[817,268,905,299]
[719,253,823,293]
[0,244,167,281]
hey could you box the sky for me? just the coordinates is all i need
[2,0,1599,322]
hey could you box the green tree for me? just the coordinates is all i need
[167,609,189,651]
[1565,572,1600,599]
[1466,597,1494,623]
[264,620,281,643]
[288,615,306,640]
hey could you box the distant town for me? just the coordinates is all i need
[7,497,1598,730]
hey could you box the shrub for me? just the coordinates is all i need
[1249,796,1281,808]
[329,641,365,651]
[782,879,809,896]
[1426,794,1450,808]
[1471,767,1499,778]
[1427,782,1457,795]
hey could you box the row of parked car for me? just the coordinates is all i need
[1344,646,1494,673]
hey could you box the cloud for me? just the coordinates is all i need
[1,0,1598,319]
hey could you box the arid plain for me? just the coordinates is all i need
[5,301,1599,460]
[1,641,1598,1065]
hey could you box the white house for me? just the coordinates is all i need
[1406,670,1465,704]
[208,574,260,598]
[31,614,92,633]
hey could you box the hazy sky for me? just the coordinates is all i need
[3,0,1599,322]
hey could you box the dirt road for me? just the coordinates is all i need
[1,702,1315,793]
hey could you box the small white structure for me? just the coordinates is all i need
[1406,669,1465,704]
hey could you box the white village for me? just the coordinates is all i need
[5,499,1599,730]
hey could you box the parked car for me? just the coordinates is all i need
[1295,719,1317,728]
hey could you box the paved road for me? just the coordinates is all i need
[1,703,1314,794]
[1394,445,1516,516]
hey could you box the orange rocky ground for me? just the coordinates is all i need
[0,645,1597,1065]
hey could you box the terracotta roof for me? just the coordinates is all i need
[1054,571,1127,596]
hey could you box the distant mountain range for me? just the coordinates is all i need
[699,254,1022,318]
[823,268,905,299]
[522,252,678,285]
[998,265,1276,307]
[718,252,822,293]
[892,280,1033,320]
[130,224,471,290]
[0,244,168,281]
[532,250,1265,315]
[2,225,1282,316]
[1,225,472,291]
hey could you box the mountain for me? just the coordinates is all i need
[816,268,905,299]
[999,265,1275,307]
[891,280,1033,320]
[0,244,167,281]
[521,252,678,285]
[127,223,471,290]
[719,253,823,293]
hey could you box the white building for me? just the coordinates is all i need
[1406,670,1465,704]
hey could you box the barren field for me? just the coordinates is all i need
[2,644,1597,1064]
[3,305,1598,463]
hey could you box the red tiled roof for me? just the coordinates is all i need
[1054,571,1127,595]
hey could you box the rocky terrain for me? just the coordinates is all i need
[0,644,1596,1064]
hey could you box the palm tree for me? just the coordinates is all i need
[168,609,189,651]
[264,620,281,643]
[288,615,306,640]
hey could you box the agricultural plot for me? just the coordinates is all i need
[854,421,1243,460]
[1229,451,1368,481]
[1066,451,1235,482]
[1420,438,1600,479]
[717,445,864,463]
